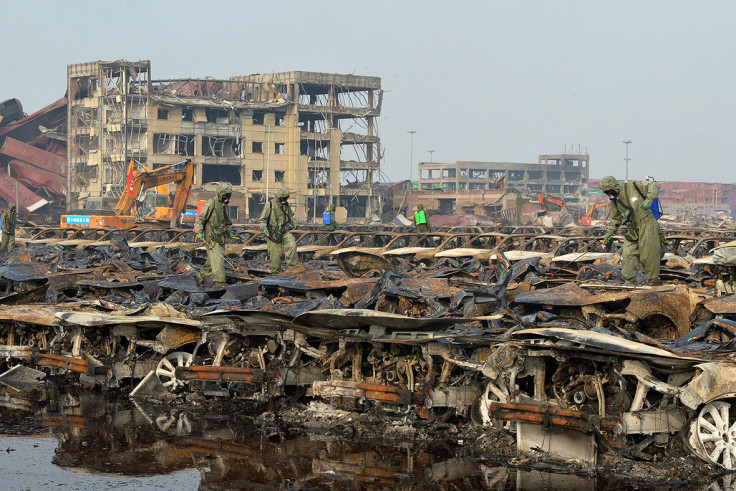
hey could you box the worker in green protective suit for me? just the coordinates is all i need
[0,203,16,253]
[414,204,429,233]
[600,176,662,285]
[259,188,298,275]
[194,183,235,287]
[323,204,336,231]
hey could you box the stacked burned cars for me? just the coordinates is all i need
[2,223,736,475]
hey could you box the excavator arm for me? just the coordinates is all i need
[114,159,194,228]
[577,201,611,225]
[586,201,610,219]
[168,161,194,228]
[537,192,567,212]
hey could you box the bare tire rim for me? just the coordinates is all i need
[156,351,193,392]
[155,412,193,436]
[695,400,736,470]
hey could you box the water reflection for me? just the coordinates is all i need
[0,385,727,490]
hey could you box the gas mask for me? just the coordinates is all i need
[221,194,231,204]
[279,198,288,205]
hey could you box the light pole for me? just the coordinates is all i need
[428,149,435,163]
[623,140,631,182]
[408,130,417,186]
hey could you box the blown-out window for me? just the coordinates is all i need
[202,164,241,185]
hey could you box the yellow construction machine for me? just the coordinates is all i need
[61,159,195,229]
[577,201,611,226]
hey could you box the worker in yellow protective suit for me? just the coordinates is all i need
[414,204,429,233]
[1,203,16,253]
[194,183,235,287]
[600,176,662,285]
[259,188,298,274]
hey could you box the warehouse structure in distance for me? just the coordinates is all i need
[413,149,590,218]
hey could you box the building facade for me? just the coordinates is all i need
[417,152,590,213]
[66,60,382,222]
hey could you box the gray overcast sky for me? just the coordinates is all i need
[2,0,735,184]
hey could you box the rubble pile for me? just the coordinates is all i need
[1,224,736,475]
[0,98,68,221]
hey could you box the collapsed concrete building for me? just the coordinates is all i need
[414,151,590,222]
[66,60,382,222]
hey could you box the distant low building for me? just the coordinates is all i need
[414,152,589,220]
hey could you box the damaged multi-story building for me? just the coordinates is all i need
[66,60,382,222]
[414,152,590,217]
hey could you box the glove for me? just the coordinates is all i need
[641,200,652,210]
[196,233,205,242]
[602,233,613,244]
[229,233,239,241]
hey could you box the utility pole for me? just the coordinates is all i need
[6,164,18,218]
[623,140,631,182]
[407,130,417,187]
[428,149,435,163]
[266,123,271,199]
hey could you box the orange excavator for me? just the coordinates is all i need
[61,159,194,229]
[537,192,568,212]
[578,201,611,226]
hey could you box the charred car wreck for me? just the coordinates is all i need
[2,225,736,473]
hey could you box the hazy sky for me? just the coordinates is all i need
[2,1,735,184]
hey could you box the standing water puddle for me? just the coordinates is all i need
[0,386,728,490]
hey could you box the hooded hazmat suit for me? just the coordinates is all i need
[259,188,298,274]
[414,204,429,233]
[194,183,233,286]
[600,176,663,284]
[1,203,16,253]
[324,204,337,231]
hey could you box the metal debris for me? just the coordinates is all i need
[0,224,735,471]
